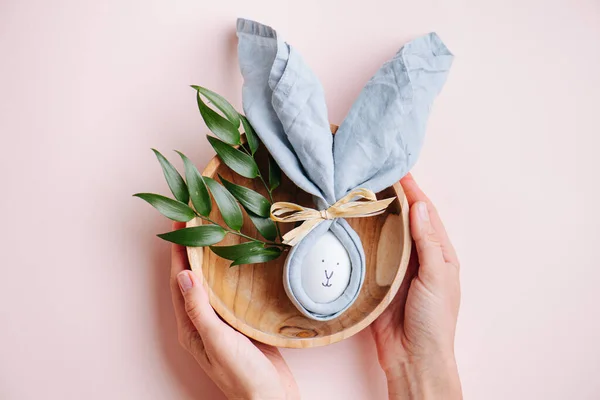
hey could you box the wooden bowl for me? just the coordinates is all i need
[187,126,411,348]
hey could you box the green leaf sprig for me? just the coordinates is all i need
[134,86,288,266]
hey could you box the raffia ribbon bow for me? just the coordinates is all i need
[270,188,395,246]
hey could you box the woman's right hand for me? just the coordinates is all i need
[371,174,462,399]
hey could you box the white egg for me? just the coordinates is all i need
[300,231,351,303]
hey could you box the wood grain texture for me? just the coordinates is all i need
[187,126,411,348]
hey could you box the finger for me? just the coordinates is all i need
[177,269,222,337]
[400,173,424,207]
[170,222,194,333]
[411,201,446,275]
[400,175,459,269]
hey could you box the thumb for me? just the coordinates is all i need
[176,270,221,336]
[411,201,446,273]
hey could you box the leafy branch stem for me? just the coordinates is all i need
[194,211,286,248]
[256,173,283,242]
[240,143,284,243]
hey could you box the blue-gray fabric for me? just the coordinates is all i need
[333,33,453,198]
[283,219,365,321]
[236,18,453,320]
[237,19,335,206]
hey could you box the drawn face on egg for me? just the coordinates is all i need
[300,231,351,303]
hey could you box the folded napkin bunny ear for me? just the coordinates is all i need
[333,33,453,199]
[237,18,336,206]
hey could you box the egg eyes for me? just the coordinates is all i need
[321,259,340,266]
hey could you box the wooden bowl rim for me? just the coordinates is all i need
[187,129,412,348]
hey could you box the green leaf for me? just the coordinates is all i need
[241,115,259,155]
[268,155,281,191]
[151,149,189,204]
[133,193,196,222]
[192,85,241,128]
[207,136,259,179]
[219,175,270,217]
[196,91,240,145]
[204,177,243,231]
[176,151,211,217]
[230,247,282,266]
[248,213,278,241]
[209,241,265,260]
[157,225,226,246]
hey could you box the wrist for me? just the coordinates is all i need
[384,355,462,400]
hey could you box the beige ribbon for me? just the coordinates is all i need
[270,188,396,246]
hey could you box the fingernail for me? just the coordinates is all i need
[417,202,429,222]
[177,271,193,293]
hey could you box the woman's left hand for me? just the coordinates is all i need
[170,222,300,400]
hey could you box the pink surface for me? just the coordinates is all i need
[1,1,599,399]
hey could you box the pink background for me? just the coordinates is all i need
[1,0,599,399]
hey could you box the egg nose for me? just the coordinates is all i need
[322,269,334,287]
